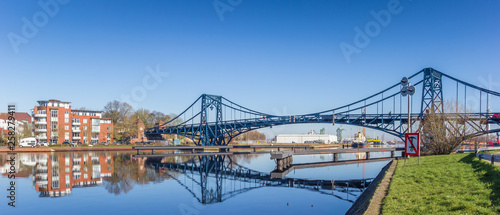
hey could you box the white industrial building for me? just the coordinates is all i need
[276,130,337,144]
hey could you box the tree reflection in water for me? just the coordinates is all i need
[103,153,183,195]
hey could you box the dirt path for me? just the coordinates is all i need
[364,159,398,215]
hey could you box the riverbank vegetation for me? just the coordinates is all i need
[382,153,500,214]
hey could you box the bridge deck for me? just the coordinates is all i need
[133,145,310,153]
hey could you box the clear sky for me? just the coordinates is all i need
[1,0,499,140]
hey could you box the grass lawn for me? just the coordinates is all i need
[382,153,500,214]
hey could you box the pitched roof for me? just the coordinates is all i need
[0,112,31,123]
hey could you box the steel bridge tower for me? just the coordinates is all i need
[199,94,226,146]
[420,68,444,115]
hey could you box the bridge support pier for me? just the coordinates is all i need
[276,155,293,171]
[391,151,395,158]
[366,152,370,160]
[333,153,338,162]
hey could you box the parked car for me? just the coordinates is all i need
[38,141,49,147]
[100,142,109,145]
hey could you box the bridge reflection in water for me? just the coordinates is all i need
[141,154,376,204]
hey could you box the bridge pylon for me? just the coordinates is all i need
[420,68,444,116]
[199,94,226,146]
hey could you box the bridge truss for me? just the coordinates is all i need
[146,68,500,145]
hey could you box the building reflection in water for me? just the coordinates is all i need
[32,153,113,197]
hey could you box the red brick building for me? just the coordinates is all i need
[33,100,113,145]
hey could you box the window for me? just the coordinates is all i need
[107,126,110,131]
[64,118,69,123]
[52,180,59,188]
[84,174,88,179]
[72,118,80,123]
[65,125,69,130]
[65,111,69,115]
[92,119,100,132]
[83,119,87,123]
[51,109,58,118]
[51,122,58,130]
[83,126,87,130]
[72,133,80,137]
[65,132,69,140]
[65,167,70,173]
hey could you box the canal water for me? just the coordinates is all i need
[0,151,394,214]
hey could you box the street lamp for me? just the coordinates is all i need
[401,77,417,164]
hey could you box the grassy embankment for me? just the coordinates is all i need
[382,153,500,214]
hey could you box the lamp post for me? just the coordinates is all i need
[401,77,416,164]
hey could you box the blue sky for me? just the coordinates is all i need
[1,0,499,140]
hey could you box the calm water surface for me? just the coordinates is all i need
[1,151,391,214]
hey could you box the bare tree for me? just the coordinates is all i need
[421,101,477,154]
[103,101,134,141]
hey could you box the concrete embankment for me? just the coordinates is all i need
[345,159,398,215]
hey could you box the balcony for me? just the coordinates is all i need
[35,113,47,117]
[73,136,81,140]
[37,136,47,140]
[72,121,81,125]
[72,128,81,132]
[35,128,47,132]
[35,121,47,125]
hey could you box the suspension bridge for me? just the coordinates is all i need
[145,68,500,146]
